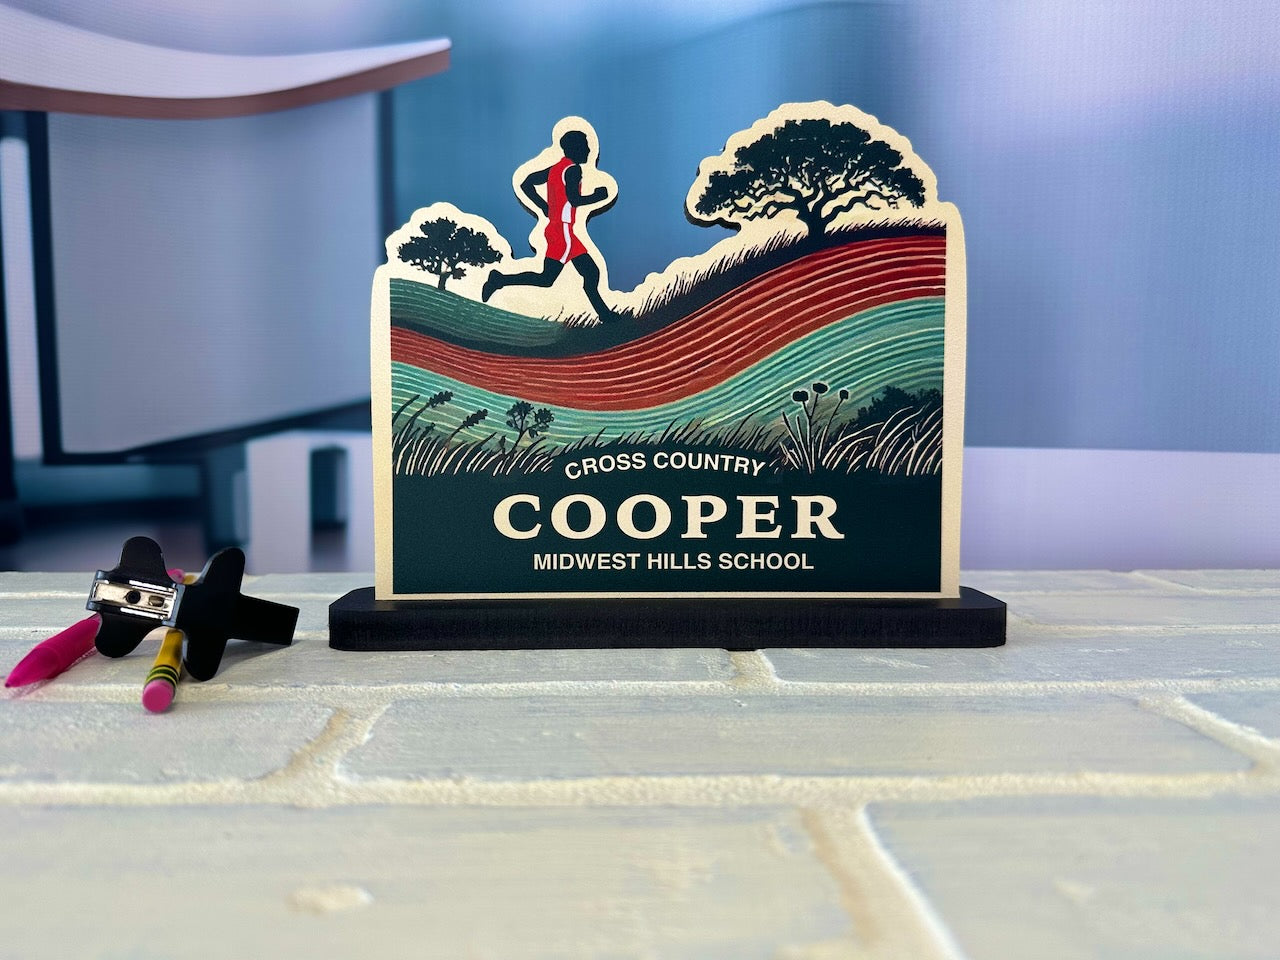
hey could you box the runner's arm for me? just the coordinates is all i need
[520,168,550,215]
[564,165,608,206]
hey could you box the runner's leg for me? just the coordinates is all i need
[570,254,618,322]
[483,258,564,301]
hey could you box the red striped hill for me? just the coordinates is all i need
[391,233,945,411]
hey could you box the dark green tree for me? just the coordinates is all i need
[854,386,941,428]
[506,401,555,447]
[398,218,501,290]
[692,118,926,238]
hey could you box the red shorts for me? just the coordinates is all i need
[544,219,588,263]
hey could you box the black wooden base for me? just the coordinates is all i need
[328,587,1006,650]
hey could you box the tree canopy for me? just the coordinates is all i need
[505,400,555,447]
[398,217,501,290]
[692,117,927,238]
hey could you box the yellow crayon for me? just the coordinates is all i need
[142,628,184,713]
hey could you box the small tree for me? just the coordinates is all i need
[506,401,555,447]
[398,217,501,290]
[692,117,927,238]
[853,386,941,429]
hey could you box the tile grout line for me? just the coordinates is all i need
[1125,570,1280,595]
[2,767,1276,809]
[768,677,1280,697]
[253,700,395,803]
[11,674,1280,705]
[727,650,779,691]
[1001,621,1280,635]
[800,806,967,960]
[1137,693,1280,769]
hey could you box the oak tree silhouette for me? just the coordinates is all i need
[398,217,501,291]
[692,117,926,238]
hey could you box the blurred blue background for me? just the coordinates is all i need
[1,0,1278,569]
[398,0,1280,455]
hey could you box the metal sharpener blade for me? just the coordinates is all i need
[87,576,181,624]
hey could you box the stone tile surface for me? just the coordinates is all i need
[767,626,1278,683]
[216,641,735,687]
[869,797,1280,960]
[0,805,852,960]
[1009,591,1280,628]
[1,570,1277,960]
[0,571,87,595]
[1137,569,1280,592]
[0,700,333,783]
[1187,691,1280,740]
[962,570,1160,594]
[0,596,115,636]
[343,692,1247,781]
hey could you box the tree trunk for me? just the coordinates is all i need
[437,274,447,290]
[797,202,827,240]
[795,207,827,245]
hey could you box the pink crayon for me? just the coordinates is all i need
[5,615,102,687]
[5,567,185,688]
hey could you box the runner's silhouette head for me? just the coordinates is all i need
[560,130,591,164]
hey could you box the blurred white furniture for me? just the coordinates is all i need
[246,431,373,574]
[0,7,447,558]
[0,5,449,118]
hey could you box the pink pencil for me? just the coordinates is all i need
[5,615,102,687]
[4,567,187,687]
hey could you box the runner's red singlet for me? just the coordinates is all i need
[544,156,589,263]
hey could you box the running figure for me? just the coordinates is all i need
[483,129,619,323]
